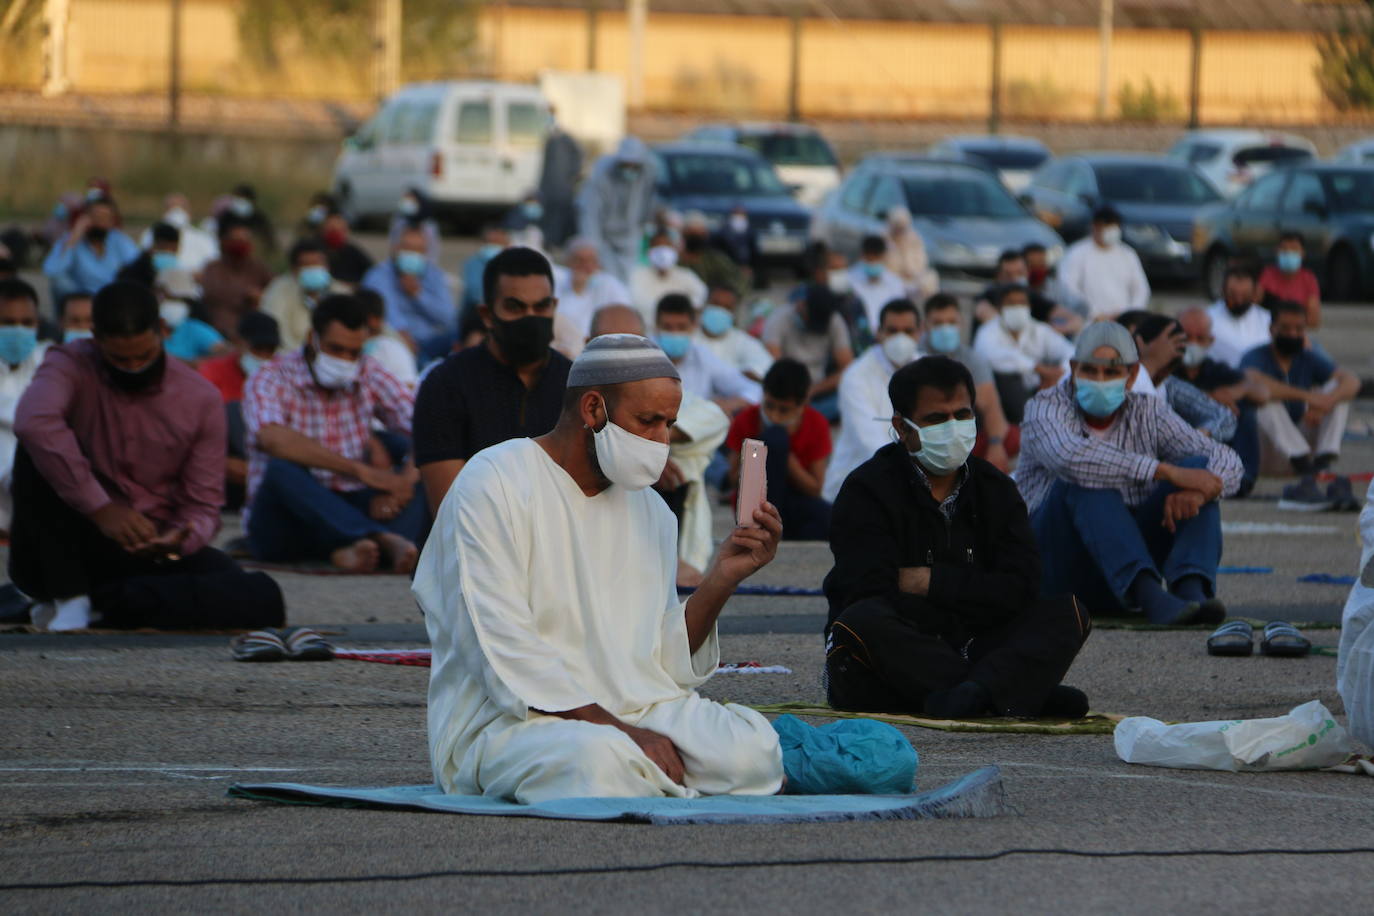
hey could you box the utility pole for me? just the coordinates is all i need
[586,0,598,71]
[42,0,71,97]
[786,13,801,122]
[1188,24,1203,128]
[374,0,400,100]
[988,19,1003,134]
[627,0,646,110]
[1096,0,1113,119]
[169,0,182,129]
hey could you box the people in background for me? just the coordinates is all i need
[1057,206,1150,320]
[1176,305,1269,492]
[388,187,442,261]
[42,195,139,300]
[1119,311,1237,443]
[200,215,274,339]
[215,184,278,266]
[503,192,546,251]
[824,356,1090,719]
[552,237,631,339]
[847,235,907,336]
[11,282,284,631]
[918,293,1013,472]
[630,231,707,327]
[1241,301,1360,511]
[763,284,853,421]
[577,136,658,282]
[538,112,583,250]
[973,283,1072,424]
[0,279,51,534]
[717,204,753,268]
[882,206,939,302]
[654,294,760,414]
[362,226,456,354]
[1023,242,1052,295]
[1206,267,1273,369]
[973,248,1078,336]
[141,193,218,273]
[259,238,344,351]
[319,209,374,286]
[459,224,510,319]
[156,267,227,365]
[1259,232,1321,328]
[357,287,418,389]
[57,292,95,342]
[680,211,745,296]
[294,190,335,242]
[696,285,772,382]
[1017,322,1242,624]
[413,248,571,518]
[199,312,282,510]
[242,294,422,574]
[117,222,182,289]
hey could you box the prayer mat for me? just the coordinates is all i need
[1299,573,1358,586]
[752,702,1125,736]
[332,649,792,675]
[1217,566,1273,574]
[227,765,1010,824]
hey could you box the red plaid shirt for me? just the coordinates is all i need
[242,349,414,511]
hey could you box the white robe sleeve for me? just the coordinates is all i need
[658,599,720,690]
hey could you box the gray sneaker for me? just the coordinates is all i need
[1279,474,1332,511]
[1327,476,1360,512]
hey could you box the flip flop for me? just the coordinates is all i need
[1206,619,1254,657]
[281,627,335,661]
[232,629,288,662]
[1260,620,1311,658]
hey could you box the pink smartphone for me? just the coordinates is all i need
[737,438,768,528]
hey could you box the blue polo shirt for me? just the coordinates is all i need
[1240,343,1334,423]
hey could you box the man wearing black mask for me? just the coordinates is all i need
[10,281,284,631]
[413,247,571,516]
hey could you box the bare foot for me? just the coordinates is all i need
[373,532,418,574]
[330,539,380,573]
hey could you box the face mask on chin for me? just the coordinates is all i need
[590,397,669,491]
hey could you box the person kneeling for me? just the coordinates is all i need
[824,356,1091,720]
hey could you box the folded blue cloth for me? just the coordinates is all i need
[773,714,918,795]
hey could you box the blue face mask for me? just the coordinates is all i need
[395,251,428,276]
[64,329,94,343]
[1277,250,1303,273]
[522,201,543,221]
[701,305,734,337]
[927,324,961,354]
[656,332,693,360]
[152,251,180,273]
[862,262,884,281]
[298,265,332,292]
[1075,376,1128,418]
[479,243,502,259]
[0,326,38,366]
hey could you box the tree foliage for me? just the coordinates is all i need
[1316,1,1374,111]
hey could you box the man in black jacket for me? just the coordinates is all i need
[823,356,1091,719]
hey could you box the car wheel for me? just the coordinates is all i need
[1326,245,1359,303]
[1203,246,1230,301]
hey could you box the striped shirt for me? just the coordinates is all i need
[1014,383,1243,513]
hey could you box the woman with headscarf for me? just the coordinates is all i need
[883,206,939,301]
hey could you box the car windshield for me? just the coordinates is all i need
[1233,146,1313,168]
[960,145,1048,171]
[1094,164,1222,204]
[661,153,789,196]
[1322,170,1374,212]
[901,172,1026,218]
[737,133,838,167]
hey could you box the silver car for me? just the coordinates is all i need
[811,155,1064,276]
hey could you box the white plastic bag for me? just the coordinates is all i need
[1114,700,1352,772]
[1337,478,1374,748]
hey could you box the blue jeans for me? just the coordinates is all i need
[1030,455,1222,613]
[811,390,839,423]
[1230,403,1260,494]
[248,459,428,562]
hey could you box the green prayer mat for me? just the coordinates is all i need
[752,702,1125,735]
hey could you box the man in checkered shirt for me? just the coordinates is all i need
[1016,321,1243,625]
[243,294,421,573]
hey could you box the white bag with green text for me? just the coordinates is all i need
[1114,700,1352,772]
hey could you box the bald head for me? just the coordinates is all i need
[588,304,645,339]
[1177,306,1212,343]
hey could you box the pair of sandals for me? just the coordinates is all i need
[232,627,334,662]
[1207,619,1311,658]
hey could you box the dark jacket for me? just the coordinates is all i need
[823,443,1040,640]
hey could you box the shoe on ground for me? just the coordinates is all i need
[1326,476,1360,512]
[1039,685,1090,719]
[1278,474,1332,512]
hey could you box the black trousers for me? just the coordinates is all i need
[825,594,1090,717]
[8,446,285,630]
[993,372,1032,425]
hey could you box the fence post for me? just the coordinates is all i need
[42,0,71,97]
[1096,0,1113,119]
[168,0,182,130]
[1188,25,1202,128]
[627,0,646,110]
[586,0,598,70]
[787,13,801,122]
[988,19,1003,134]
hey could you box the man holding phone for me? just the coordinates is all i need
[415,333,787,802]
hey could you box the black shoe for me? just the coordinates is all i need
[1279,474,1332,512]
[1327,476,1360,512]
[1040,685,1090,719]
[0,583,32,624]
[923,681,992,719]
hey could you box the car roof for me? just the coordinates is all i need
[1289,162,1374,173]
[855,154,1002,176]
[652,140,766,159]
[1068,152,1198,167]
[935,135,1049,151]
[1175,129,1315,150]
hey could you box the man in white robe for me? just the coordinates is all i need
[414,333,784,802]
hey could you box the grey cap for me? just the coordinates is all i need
[567,333,682,388]
[1073,321,1139,367]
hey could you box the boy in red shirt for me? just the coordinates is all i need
[1259,232,1322,329]
[726,358,833,539]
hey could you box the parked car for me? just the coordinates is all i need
[333,81,550,225]
[926,135,1051,192]
[1334,138,1374,164]
[811,155,1064,276]
[1167,129,1316,199]
[1019,153,1222,280]
[1193,163,1374,300]
[651,141,813,276]
[683,123,841,207]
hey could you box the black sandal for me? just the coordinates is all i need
[1260,620,1311,658]
[1206,620,1254,657]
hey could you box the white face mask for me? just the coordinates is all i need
[647,245,679,272]
[881,332,918,367]
[160,301,190,328]
[1000,304,1031,334]
[827,269,851,295]
[904,416,978,477]
[163,206,190,228]
[1100,225,1122,247]
[592,399,669,491]
[312,350,361,390]
[1181,343,1207,369]
[729,214,749,234]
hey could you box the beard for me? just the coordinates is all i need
[584,429,611,488]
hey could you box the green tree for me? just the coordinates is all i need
[1317,1,1374,111]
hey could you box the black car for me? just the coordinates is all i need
[1020,153,1223,280]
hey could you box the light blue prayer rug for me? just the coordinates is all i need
[227,765,1009,825]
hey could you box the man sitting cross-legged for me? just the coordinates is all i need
[1017,322,1244,624]
[414,333,785,802]
[823,356,1091,720]
[243,293,423,573]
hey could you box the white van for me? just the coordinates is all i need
[332,81,550,223]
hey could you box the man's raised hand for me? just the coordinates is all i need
[716,501,782,584]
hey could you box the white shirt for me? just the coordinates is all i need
[553,267,632,337]
[670,393,730,574]
[973,316,1075,389]
[0,341,51,528]
[696,328,773,380]
[847,264,908,333]
[364,335,418,389]
[140,222,219,274]
[673,343,762,404]
[1206,301,1272,369]
[1058,238,1150,318]
[823,346,898,503]
[628,266,707,327]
